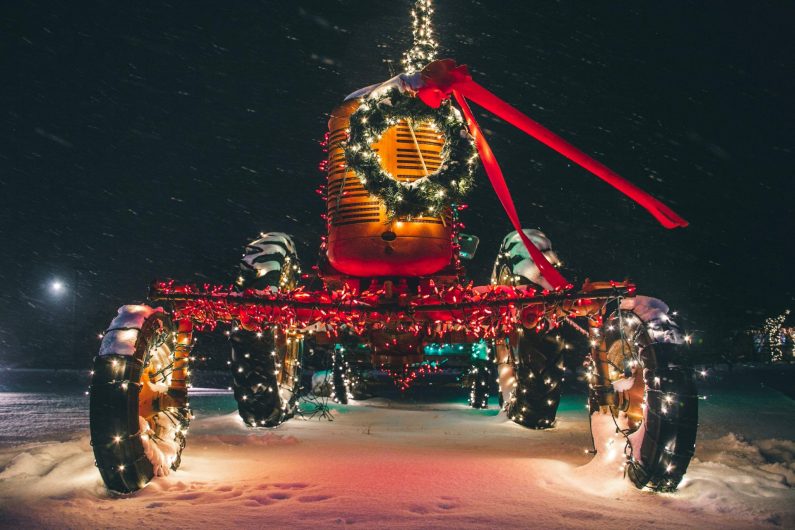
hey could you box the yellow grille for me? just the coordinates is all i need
[327,118,447,225]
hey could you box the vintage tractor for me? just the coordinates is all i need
[88,61,697,495]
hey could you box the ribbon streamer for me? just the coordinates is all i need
[417,60,689,289]
[453,91,569,290]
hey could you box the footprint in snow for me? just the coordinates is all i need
[438,495,460,509]
[173,492,202,501]
[272,482,309,490]
[246,494,275,506]
[297,495,332,503]
[268,491,292,500]
[560,510,604,520]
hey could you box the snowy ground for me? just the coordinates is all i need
[0,369,794,529]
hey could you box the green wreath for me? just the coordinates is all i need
[344,88,477,218]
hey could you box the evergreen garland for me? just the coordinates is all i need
[344,88,478,218]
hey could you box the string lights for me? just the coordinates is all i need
[150,280,636,342]
[344,88,477,218]
[763,309,791,362]
[585,302,698,492]
[380,361,444,392]
[402,0,439,73]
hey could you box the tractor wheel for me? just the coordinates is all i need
[590,296,698,492]
[230,329,302,427]
[500,330,565,429]
[90,305,192,494]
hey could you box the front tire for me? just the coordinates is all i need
[230,329,302,427]
[500,330,565,428]
[231,231,303,427]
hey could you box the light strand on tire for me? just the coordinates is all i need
[90,308,193,493]
[593,301,697,492]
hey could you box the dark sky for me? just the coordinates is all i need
[1,1,793,367]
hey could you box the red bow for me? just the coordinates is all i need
[418,59,472,108]
[417,59,688,290]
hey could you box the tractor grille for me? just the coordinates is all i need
[327,118,446,226]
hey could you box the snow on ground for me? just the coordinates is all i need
[0,370,794,529]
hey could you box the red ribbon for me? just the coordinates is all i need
[417,59,689,290]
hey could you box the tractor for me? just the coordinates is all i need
[89,55,697,495]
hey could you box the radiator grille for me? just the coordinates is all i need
[327,118,446,226]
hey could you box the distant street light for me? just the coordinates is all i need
[50,279,65,295]
[46,275,79,364]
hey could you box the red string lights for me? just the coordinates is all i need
[150,280,634,342]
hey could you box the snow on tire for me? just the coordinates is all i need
[237,232,299,292]
[90,305,192,494]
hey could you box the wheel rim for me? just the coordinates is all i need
[276,331,302,407]
[136,318,191,475]
[603,334,646,428]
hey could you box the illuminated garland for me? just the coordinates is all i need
[344,88,478,218]
[150,280,639,348]
[402,0,438,73]
[764,309,791,362]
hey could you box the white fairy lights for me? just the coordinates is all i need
[764,309,791,362]
[402,0,439,73]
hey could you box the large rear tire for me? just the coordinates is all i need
[237,232,300,291]
[90,305,192,494]
[591,296,698,492]
[491,228,566,426]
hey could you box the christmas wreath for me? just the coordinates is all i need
[344,88,477,217]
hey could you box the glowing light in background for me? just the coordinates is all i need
[49,279,65,295]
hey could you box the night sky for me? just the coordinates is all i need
[1,1,793,367]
